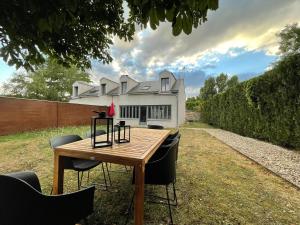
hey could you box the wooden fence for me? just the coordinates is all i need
[0,97,106,135]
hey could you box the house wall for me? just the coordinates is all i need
[115,94,178,128]
[177,79,186,126]
[70,94,179,128]
[120,75,139,93]
[159,70,176,90]
[72,82,93,97]
[100,78,119,95]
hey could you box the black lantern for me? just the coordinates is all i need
[114,121,130,143]
[91,111,113,148]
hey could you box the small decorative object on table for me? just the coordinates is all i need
[114,120,130,143]
[91,111,113,148]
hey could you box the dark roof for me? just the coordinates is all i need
[127,81,160,94]
[78,72,181,97]
[79,86,99,97]
[106,87,120,96]
[170,79,182,92]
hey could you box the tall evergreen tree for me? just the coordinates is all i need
[200,77,217,100]
[215,73,228,93]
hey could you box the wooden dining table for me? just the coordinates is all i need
[52,128,170,225]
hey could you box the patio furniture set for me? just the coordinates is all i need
[0,125,181,225]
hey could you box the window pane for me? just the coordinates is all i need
[161,78,169,92]
[121,82,127,94]
[101,84,106,95]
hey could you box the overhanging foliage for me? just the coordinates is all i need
[0,0,218,71]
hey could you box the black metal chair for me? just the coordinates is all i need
[147,124,164,129]
[85,129,107,138]
[166,130,179,141]
[49,134,110,190]
[0,171,95,225]
[126,138,179,225]
[163,130,181,164]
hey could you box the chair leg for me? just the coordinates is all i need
[124,191,135,225]
[101,163,108,189]
[166,185,174,225]
[87,170,90,184]
[77,172,80,190]
[172,182,178,206]
[105,162,112,186]
[78,171,84,190]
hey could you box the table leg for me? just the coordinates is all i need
[53,152,64,194]
[134,163,145,225]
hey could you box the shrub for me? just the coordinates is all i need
[201,54,300,148]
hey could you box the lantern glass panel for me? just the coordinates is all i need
[91,116,113,148]
[114,125,130,143]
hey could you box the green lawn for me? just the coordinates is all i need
[180,121,214,128]
[0,125,299,225]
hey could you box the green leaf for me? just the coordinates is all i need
[182,13,192,35]
[187,0,195,8]
[156,7,165,22]
[208,0,219,10]
[37,19,51,32]
[172,15,182,36]
[166,7,175,22]
[149,8,159,30]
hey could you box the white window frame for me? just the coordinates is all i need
[101,84,106,95]
[161,78,170,92]
[147,105,171,120]
[121,82,127,94]
[74,86,78,97]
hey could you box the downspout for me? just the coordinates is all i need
[176,93,179,128]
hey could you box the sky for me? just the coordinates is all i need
[1,0,300,97]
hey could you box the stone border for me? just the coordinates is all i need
[184,128,300,189]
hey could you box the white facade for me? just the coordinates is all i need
[70,70,186,128]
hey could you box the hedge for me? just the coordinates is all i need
[201,54,300,148]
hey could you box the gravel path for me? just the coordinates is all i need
[186,128,300,188]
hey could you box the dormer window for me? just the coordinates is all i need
[101,84,106,95]
[161,78,169,92]
[74,86,79,97]
[121,82,127,94]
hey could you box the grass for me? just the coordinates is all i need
[0,125,299,224]
[180,121,214,128]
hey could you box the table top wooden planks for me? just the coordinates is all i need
[54,128,171,166]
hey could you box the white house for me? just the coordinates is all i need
[70,70,186,128]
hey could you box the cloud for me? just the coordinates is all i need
[1,0,299,98]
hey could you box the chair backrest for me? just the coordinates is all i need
[174,134,181,162]
[49,134,82,149]
[49,135,83,169]
[167,130,179,140]
[145,138,179,185]
[85,130,106,138]
[6,171,42,192]
[147,124,164,129]
[0,173,46,225]
[0,172,94,225]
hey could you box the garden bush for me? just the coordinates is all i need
[201,54,300,148]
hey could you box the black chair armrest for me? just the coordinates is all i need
[148,141,175,163]
[6,171,41,192]
[44,186,95,224]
